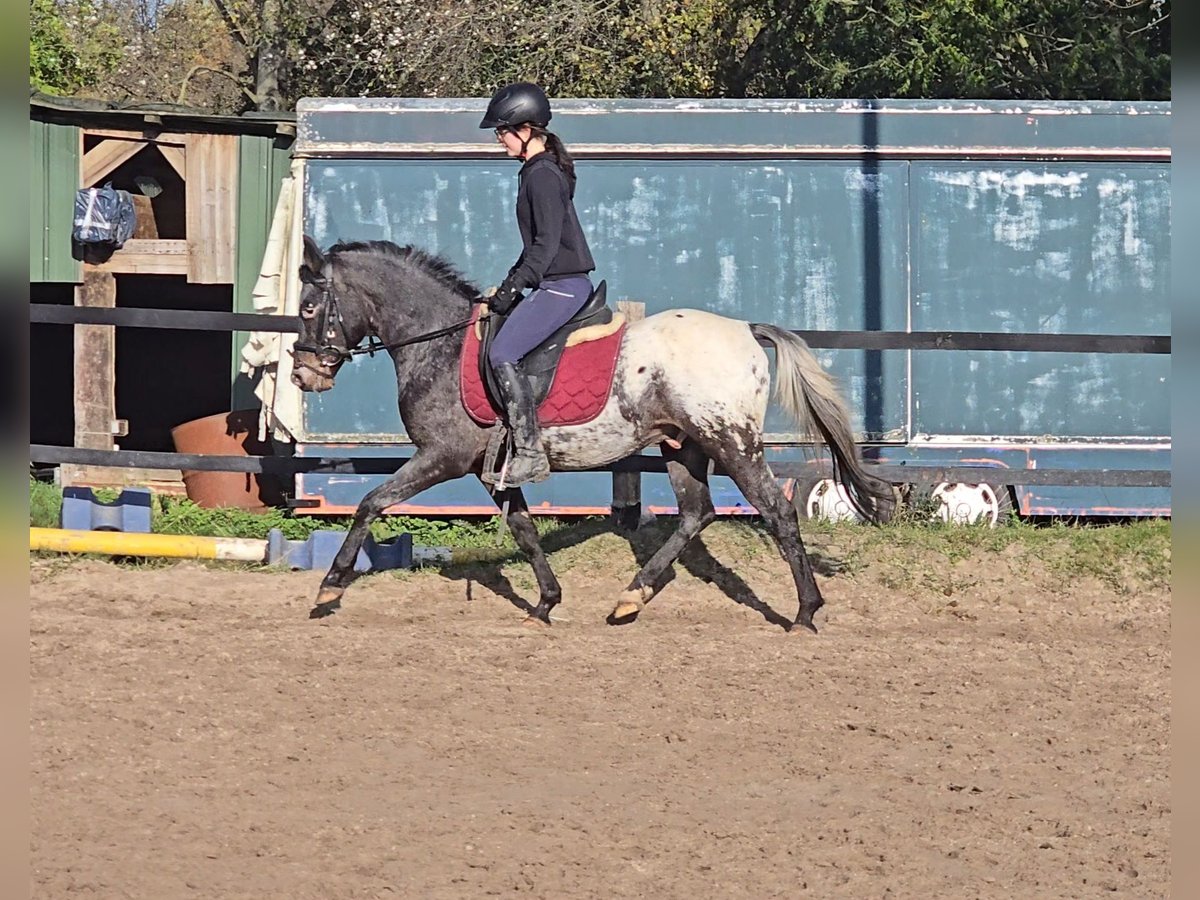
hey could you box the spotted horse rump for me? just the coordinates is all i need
[459,303,627,427]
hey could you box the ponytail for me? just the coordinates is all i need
[532,127,576,194]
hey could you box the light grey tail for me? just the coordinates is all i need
[751,323,894,524]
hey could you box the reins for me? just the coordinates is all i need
[294,268,480,366]
[349,316,478,359]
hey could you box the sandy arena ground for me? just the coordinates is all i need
[30,526,1170,898]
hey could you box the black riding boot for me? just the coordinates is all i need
[494,362,550,487]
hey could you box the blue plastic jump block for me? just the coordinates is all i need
[266,529,413,572]
[61,486,153,533]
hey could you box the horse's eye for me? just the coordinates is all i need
[300,303,317,320]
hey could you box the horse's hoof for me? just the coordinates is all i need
[608,586,651,625]
[522,614,551,629]
[790,619,819,635]
[608,588,650,625]
[611,601,642,620]
[309,601,340,619]
[316,585,344,605]
[310,588,343,619]
[606,604,641,626]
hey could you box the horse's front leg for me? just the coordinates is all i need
[492,487,562,626]
[310,452,461,619]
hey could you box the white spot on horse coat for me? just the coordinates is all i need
[545,310,768,468]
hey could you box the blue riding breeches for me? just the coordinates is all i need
[488,276,594,367]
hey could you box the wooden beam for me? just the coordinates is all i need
[84,128,189,146]
[82,139,148,187]
[186,134,238,283]
[67,467,187,494]
[131,195,159,239]
[157,144,186,179]
[64,269,118,486]
[92,239,189,275]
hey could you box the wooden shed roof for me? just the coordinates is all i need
[30,90,296,139]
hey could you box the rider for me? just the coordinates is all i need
[480,81,596,487]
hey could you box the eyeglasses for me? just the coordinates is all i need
[494,127,512,140]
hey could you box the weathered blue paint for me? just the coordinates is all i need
[303,158,909,441]
[295,444,815,515]
[910,162,1170,439]
[293,443,620,514]
[291,98,1170,517]
[297,98,1169,157]
[292,441,1169,518]
[1005,446,1171,516]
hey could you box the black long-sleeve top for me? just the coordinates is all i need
[505,154,595,290]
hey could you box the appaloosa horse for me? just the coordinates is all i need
[290,237,892,631]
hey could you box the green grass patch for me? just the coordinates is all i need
[28,478,593,550]
[809,514,1171,593]
[29,479,61,529]
[27,478,1170,590]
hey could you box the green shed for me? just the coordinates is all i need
[29,93,295,488]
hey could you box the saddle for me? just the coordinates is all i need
[459,281,627,488]
[478,280,613,410]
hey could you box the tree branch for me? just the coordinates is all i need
[178,64,259,105]
[209,0,254,50]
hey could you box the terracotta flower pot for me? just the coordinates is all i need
[170,409,283,511]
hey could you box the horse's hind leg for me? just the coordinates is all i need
[715,446,826,633]
[494,487,562,626]
[610,441,715,623]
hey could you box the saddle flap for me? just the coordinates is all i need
[461,298,628,430]
[479,280,614,405]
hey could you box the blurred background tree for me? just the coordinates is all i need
[29,0,1171,112]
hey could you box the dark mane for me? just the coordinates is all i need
[327,239,478,299]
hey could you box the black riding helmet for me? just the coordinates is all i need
[479,82,551,130]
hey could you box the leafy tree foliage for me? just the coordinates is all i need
[30,0,123,95]
[714,0,1170,100]
[30,0,1170,111]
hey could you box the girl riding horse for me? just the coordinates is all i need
[480,82,597,487]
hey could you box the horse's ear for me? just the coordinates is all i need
[300,234,325,282]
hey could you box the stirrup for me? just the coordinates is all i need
[481,426,510,488]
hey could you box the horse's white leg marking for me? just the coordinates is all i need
[611,584,654,620]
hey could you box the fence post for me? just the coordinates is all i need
[612,300,645,530]
[63,268,118,487]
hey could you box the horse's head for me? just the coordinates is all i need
[291,235,362,392]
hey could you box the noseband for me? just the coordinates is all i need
[293,272,354,368]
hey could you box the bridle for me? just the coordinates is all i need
[293,268,477,370]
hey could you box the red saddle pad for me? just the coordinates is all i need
[459,304,627,427]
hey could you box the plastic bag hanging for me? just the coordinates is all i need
[72,182,137,248]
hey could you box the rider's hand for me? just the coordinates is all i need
[491,280,521,315]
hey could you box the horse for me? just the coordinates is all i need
[289,236,893,632]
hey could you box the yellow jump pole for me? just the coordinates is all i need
[30,528,268,563]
